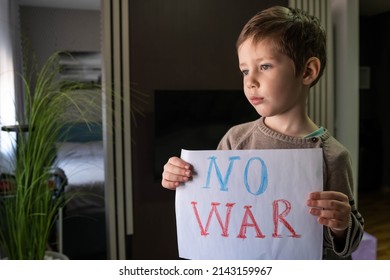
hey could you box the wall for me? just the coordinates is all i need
[19,6,100,66]
[129,0,287,259]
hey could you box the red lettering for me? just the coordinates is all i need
[237,205,265,239]
[272,199,301,238]
[191,200,301,239]
[191,201,235,237]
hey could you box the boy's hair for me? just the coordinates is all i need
[236,6,326,86]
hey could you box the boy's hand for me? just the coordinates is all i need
[306,191,351,238]
[161,157,193,190]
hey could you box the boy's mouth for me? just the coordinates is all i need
[249,96,264,105]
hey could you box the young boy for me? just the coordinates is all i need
[161,6,364,260]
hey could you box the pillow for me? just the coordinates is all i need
[56,141,103,159]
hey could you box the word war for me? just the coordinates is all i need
[191,200,301,239]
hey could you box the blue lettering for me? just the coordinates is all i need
[244,157,268,195]
[203,156,240,191]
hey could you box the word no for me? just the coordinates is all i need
[203,156,268,195]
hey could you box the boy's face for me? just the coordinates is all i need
[237,37,307,118]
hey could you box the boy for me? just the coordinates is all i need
[161,6,364,260]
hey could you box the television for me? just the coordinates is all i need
[154,90,259,178]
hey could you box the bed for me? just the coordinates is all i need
[54,123,107,259]
[55,140,104,214]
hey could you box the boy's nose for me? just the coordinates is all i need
[246,75,260,88]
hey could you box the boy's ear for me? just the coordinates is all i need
[302,57,321,86]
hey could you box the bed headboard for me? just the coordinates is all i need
[58,122,103,142]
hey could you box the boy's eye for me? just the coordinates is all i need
[241,70,249,76]
[260,64,271,71]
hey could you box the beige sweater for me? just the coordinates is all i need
[217,117,364,260]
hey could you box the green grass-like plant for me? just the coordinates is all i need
[0,52,100,259]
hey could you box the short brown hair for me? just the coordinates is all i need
[236,6,326,86]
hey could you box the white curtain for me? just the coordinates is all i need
[289,0,334,135]
[0,0,17,173]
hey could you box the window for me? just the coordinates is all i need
[0,0,17,173]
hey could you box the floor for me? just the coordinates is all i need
[358,186,390,260]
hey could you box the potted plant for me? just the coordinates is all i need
[0,52,99,259]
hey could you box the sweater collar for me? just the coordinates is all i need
[257,117,331,145]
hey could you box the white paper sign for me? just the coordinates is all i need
[176,149,323,260]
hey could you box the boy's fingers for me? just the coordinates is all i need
[162,170,190,182]
[317,217,348,231]
[161,178,180,190]
[309,208,347,221]
[307,198,348,211]
[162,172,192,189]
[163,162,192,178]
[167,157,192,170]
[309,191,348,202]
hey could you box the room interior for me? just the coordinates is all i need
[0,0,389,260]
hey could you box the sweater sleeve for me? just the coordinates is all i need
[322,144,364,259]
